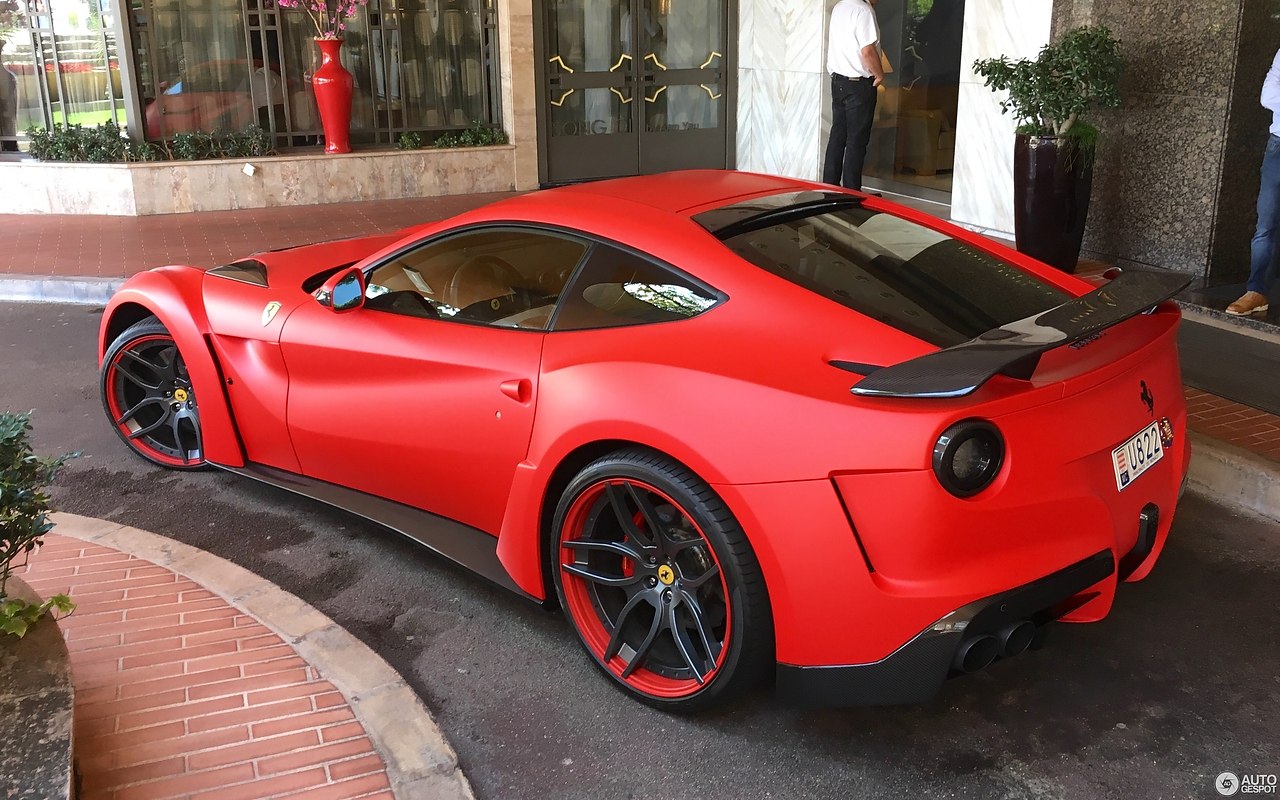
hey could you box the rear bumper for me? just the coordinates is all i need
[776,550,1116,707]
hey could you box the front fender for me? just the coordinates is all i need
[100,267,245,467]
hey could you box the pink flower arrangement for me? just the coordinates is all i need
[274,0,369,40]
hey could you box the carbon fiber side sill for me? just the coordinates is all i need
[214,462,538,602]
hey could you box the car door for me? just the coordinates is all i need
[279,226,590,535]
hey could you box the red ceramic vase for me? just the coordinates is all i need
[312,38,353,154]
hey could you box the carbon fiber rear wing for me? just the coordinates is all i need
[848,270,1193,399]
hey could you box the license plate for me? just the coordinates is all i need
[1112,422,1164,491]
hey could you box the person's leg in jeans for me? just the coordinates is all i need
[1248,137,1280,295]
[822,78,851,185]
[840,80,878,191]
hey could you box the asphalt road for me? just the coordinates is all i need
[2,301,1277,800]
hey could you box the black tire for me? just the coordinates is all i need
[100,317,208,470]
[550,447,773,712]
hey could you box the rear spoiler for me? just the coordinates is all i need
[848,269,1193,399]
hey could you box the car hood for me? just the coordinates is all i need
[206,231,407,293]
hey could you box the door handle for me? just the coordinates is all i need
[500,379,532,404]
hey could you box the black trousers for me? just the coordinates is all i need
[822,75,878,190]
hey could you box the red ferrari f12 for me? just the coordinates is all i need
[98,171,1192,711]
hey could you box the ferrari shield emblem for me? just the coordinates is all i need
[261,301,282,326]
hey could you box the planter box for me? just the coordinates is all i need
[0,145,518,215]
[0,576,74,800]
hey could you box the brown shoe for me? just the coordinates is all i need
[1226,291,1269,316]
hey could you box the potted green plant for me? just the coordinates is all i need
[973,25,1123,272]
[1,412,75,638]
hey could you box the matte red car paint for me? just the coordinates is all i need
[99,170,1191,681]
[279,300,544,534]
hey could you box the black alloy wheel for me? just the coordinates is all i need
[101,317,206,469]
[552,448,773,712]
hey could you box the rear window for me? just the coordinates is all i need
[715,205,1071,347]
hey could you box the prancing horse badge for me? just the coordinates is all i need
[261,301,282,326]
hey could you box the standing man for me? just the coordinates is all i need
[822,0,883,191]
[1228,47,1280,315]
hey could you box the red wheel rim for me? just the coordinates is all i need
[104,334,203,467]
[559,479,732,699]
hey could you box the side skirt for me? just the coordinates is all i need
[216,462,538,602]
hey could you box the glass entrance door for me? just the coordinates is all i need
[863,0,965,204]
[538,0,729,184]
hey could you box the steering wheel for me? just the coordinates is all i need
[448,255,523,309]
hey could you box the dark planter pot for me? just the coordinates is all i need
[1013,134,1094,272]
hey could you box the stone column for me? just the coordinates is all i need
[1051,0,1276,284]
[499,0,539,191]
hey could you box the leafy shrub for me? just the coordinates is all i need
[973,25,1122,139]
[0,412,76,638]
[396,131,424,150]
[432,124,508,149]
[25,122,275,163]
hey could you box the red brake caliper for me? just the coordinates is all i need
[621,510,648,578]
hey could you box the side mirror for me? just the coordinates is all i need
[315,267,366,313]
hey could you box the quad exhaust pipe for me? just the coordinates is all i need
[952,620,1039,673]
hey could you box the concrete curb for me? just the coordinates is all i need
[48,512,476,800]
[0,275,122,305]
[1187,432,1280,523]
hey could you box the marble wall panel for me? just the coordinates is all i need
[501,0,539,190]
[4,148,516,216]
[950,0,1053,236]
[740,0,824,73]
[736,0,828,181]
[0,162,136,214]
[737,68,824,179]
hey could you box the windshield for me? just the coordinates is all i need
[716,206,1071,348]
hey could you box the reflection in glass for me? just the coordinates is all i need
[645,84,717,133]
[2,0,124,148]
[143,0,250,138]
[640,0,719,71]
[865,0,964,199]
[332,273,364,310]
[550,86,630,138]
[545,0,628,140]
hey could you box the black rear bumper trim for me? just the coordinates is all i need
[776,550,1115,707]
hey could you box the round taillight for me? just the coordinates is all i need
[932,420,1004,498]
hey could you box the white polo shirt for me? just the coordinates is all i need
[826,0,880,79]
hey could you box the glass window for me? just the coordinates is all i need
[121,0,501,146]
[364,228,588,330]
[718,206,1070,348]
[552,245,719,331]
[864,0,965,200]
[2,0,125,148]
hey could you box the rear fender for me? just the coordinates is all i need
[495,424,730,602]
[99,268,245,467]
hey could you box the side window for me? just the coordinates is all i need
[552,245,721,331]
[364,229,588,330]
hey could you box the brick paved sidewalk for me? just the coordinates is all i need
[18,534,393,800]
[1185,387,1280,462]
